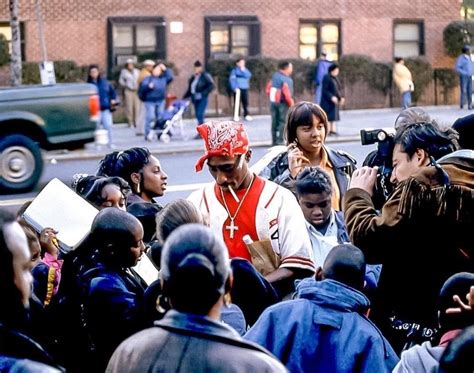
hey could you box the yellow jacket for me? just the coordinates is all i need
[393,63,414,93]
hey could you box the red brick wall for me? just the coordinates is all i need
[0,0,461,106]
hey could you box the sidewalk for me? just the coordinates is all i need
[45,105,468,161]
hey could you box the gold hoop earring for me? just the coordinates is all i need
[136,183,141,194]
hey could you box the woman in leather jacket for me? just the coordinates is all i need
[261,101,356,209]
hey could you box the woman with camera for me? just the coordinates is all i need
[261,101,356,210]
[87,65,118,149]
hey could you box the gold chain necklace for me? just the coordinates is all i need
[220,175,255,239]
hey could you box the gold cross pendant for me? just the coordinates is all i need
[225,218,239,239]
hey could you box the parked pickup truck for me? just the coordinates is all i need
[0,83,99,193]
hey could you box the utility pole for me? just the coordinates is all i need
[9,0,22,86]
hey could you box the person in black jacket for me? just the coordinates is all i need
[260,101,356,210]
[320,63,344,135]
[0,209,60,372]
[183,60,215,130]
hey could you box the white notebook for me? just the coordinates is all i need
[22,178,99,253]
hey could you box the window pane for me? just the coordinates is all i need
[231,46,249,56]
[232,25,249,47]
[113,25,133,48]
[394,23,419,41]
[322,43,339,61]
[300,24,317,44]
[211,44,228,53]
[0,26,12,42]
[210,24,228,47]
[299,45,316,60]
[136,25,156,48]
[394,41,419,57]
[321,23,339,43]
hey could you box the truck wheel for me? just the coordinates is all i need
[0,135,43,193]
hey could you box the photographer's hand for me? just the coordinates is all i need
[288,143,310,178]
[349,166,378,196]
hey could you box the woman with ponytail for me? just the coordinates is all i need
[107,224,286,373]
[97,147,167,242]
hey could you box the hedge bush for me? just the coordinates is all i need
[0,35,9,67]
[404,57,433,103]
[206,55,436,104]
[22,60,89,84]
[339,54,392,94]
[443,21,474,58]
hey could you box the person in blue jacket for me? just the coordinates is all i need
[138,62,174,140]
[245,244,399,373]
[314,52,332,104]
[87,65,117,148]
[229,57,252,121]
[455,46,474,110]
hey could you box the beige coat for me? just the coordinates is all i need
[393,62,414,93]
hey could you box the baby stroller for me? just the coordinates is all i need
[148,99,190,143]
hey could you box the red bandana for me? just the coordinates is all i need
[195,121,250,172]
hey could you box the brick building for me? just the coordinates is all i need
[0,0,462,109]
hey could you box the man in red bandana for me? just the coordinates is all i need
[189,121,315,289]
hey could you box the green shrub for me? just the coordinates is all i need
[22,60,89,84]
[0,34,9,67]
[286,58,314,94]
[404,57,433,103]
[246,57,278,91]
[207,59,234,96]
[338,54,392,94]
[434,68,458,90]
[443,21,474,58]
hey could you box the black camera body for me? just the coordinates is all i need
[360,128,396,208]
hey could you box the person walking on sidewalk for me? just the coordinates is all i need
[183,60,216,130]
[134,60,155,137]
[455,46,474,110]
[266,61,294,146]
[393,57,414,110]
[87,65,118,148]
[119,59,140,129]
[320,64,344,135]
[138,62,174,141]
[229,57,253,121]
[314,52,332,105]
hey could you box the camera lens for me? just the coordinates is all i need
[377,131,387,142]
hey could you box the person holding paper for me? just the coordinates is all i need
[0,209,61,372]
[229,57,252,121]
[188,120,315,298]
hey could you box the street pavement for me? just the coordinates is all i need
[45,105,469,161]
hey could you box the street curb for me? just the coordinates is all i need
[44,135,361,162]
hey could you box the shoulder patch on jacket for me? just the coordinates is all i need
[336,150,357,165]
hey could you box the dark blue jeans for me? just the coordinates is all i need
[460,75,472,109]
[192,96,208,125]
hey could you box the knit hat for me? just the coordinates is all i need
[195,121,250,172]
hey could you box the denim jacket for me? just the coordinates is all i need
[245,278,399,373]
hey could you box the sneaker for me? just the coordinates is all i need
[245,115,253,121]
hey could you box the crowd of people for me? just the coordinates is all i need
[1,95,474,372]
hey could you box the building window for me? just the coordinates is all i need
[0,22,25,59]
[107,17,166,73]
[205,16,261,61]
[299,20,341,61]
[393,21,424,58]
